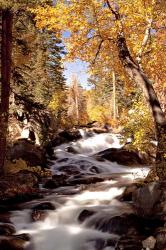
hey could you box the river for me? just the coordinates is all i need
[11,130,149,250]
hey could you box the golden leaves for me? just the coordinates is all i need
[32,0,166,93]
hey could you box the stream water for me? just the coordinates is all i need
[11,131,150,250]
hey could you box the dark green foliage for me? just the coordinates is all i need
[12,9,66,107]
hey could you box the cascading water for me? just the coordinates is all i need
[11,131,150,250]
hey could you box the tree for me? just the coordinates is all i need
[0,0,49,173]
[34,0,166,179]
[68,75,88,126]
[0,9,13,174]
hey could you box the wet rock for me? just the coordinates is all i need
[32,201,55,210]
[120,184,138,202]
[59,129,82,141]
[90,166,100,174]
[46,129,82,152]
[115,235,143,250]
[85,237,117,250]
[31,201,56,221]
[155,227,166,249]
[120,183,143,202]
[58,165,80,176]
[0,223,16,236]
[8,139,46,167]
[66,146,78,154]
[95,147,146,166]
[31,209,48,222]
[44,178,68,189]
[94,239,106,250]
[0,233,31,250]
[69,176,104,185]
[52,173,72,184]
[78,209,96,223]
[88,213,141,236]
[44,179,59,189]
[132,182,162,217]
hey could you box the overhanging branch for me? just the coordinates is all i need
[105,0,120,20]
[93,39,104,64]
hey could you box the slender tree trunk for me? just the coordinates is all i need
[116,34,166,179]
[75,94,79,125]
[0,9,13,174]
[112,71,117,120]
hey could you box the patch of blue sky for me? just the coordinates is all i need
[62,31,90,89]
[64,60,90,89]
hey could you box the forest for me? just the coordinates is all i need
[0,0,166,250]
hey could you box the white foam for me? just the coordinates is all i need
[11,131,150,250]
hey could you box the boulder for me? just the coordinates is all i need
[57,165,81,176]
[95,147,147,165]
[8,139,46,167]
[31,209,48,222]
[68,176,104,185]
[78,209,96,223]
[132,181,166,219]
[0,224,16,236]
[46,129,82,151]
[115,235,144,250]
[120,183,140,202]
[32,201,55,211]
[44,175,69,189]
[87,213,141,236]
[31,202,55,222]
[0,172,39,203]
[44,179,60,189]
[0,233,31,250]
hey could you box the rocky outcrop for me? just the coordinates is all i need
[132,181,166,219]
[0,172,39,204]
[0,233,31,250]
[95,147,147,166]
[7,139,46,167]
[45,129,82,158]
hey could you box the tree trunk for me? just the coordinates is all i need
[0,9,13,174]
[112,71,117,120]
[116,34,166,179]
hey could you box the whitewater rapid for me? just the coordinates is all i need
[11,131,150,250]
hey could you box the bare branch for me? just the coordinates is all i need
[105,0,120,20]
[93,39,104,64]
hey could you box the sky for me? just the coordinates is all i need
[64,60,90,89]
[62,31,90,89]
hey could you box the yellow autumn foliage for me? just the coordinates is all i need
[121,98,155,152]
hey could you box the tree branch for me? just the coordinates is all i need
[93,39,104,64]
[136,19,153,65]
[105,0,120,20]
